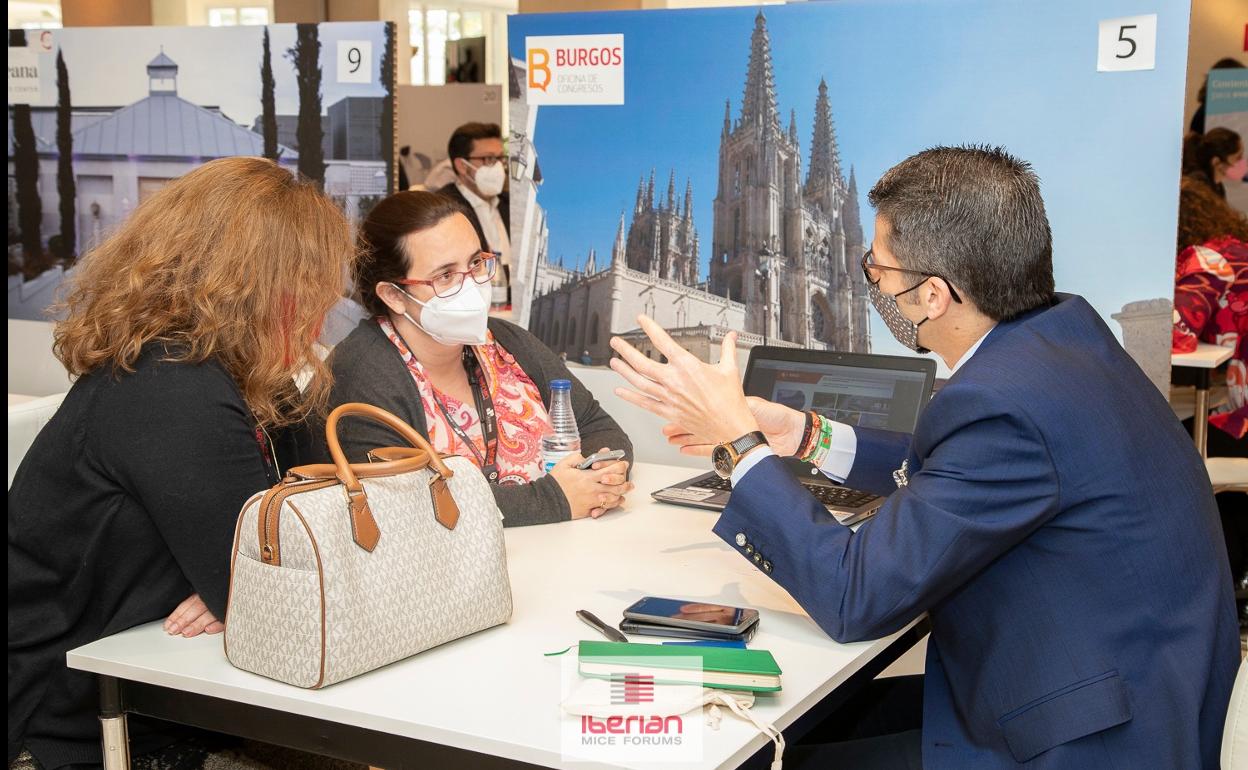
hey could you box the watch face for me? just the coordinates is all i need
[712,444,733,479]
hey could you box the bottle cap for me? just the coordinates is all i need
[550,379,571,391]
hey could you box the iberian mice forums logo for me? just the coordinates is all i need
[558,652,703,763]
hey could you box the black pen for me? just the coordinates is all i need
[577,610,628,643]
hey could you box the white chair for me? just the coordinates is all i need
[8,392,67,489]
[1224,656,1248,769]
[1208,457,1248,495]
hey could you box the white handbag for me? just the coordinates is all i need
[224,403,513,688]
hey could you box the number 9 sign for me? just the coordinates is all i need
[1097,14,1157,73]
[338,40,373,84]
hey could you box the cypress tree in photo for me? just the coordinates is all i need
[287,23,325,188]
[56,48,77,263]
[261,27,278,160]
[10,29,42,264]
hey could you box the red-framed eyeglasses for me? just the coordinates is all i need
[393,251,500,299]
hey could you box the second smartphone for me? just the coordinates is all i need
[619,617,758,642]
[622,596,760,634]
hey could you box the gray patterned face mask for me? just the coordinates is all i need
[868,280,930,354]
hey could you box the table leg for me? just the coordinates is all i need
[1195,369,1210,459]
[98,675,131,770]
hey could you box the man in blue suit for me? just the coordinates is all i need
[610,146,1237,768]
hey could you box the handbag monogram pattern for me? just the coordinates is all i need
[224,404,513,688]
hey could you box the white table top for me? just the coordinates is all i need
[8,393,38,406]
[1172,342,1233,369]
[67,462,919,770]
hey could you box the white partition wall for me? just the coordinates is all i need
[8,319,72,398]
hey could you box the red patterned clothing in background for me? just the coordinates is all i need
[378,317,551,483]
[1172,236,1247,440]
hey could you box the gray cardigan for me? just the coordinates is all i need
[315,317,633,527]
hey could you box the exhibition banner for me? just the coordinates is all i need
[1206,68,1248,214]
[507,0,1190,392]
[7,22,396,322]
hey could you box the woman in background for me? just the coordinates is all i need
[8,158,354,769]
[1174,176,1248,444]
[323,190,632,525]
[1182,127,1245,200]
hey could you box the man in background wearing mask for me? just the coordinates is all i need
[609,146,1236,769]
[439,122,511,309]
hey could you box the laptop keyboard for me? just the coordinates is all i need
[692,476,881,510]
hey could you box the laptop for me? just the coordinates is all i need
[652,346,937,525]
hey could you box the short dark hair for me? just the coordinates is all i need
[868,145,1055,320]
[448,122,502,163]
[1183,128,1242,181]
[355,190,471,316]
[1196,58,1245,105]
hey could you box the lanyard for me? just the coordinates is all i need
[431,347,500,484]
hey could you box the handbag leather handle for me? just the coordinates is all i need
[325,404,461,550]
[326,403,455,482]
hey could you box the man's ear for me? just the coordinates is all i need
[924,277,956,320]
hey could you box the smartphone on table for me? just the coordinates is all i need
[577,449,626,470]
[619,617,759,642]
[622,596,760,634]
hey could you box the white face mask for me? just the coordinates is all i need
[469,161,506,198]
[392,280,491,346]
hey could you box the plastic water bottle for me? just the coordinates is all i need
[541,379,581,474]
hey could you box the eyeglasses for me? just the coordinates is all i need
[861,248,962,304]
[466,155,508,167]
[394,252,499,298]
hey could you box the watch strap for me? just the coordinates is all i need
[730,431,767,456]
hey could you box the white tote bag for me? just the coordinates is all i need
[224,403,513,688]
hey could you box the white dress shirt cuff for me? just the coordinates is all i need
[730,446,775,488]
[818,422,858,483]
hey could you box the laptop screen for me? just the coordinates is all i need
[745,357,931,433]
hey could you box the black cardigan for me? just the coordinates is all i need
[8,346,293,768]
[314,317,632,526]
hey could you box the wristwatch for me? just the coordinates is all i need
[712,431,768,479]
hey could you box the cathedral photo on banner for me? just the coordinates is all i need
[515,11,871,365]
[507,0,1189,390]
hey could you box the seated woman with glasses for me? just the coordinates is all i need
[320,191,633,525]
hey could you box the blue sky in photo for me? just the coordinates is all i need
[509,0,1191,358]
[26,22,389,127]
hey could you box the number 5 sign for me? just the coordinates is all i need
[338,40,373,84]
[1097,14,1157,72]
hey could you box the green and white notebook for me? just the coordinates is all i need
[578,640,782,692]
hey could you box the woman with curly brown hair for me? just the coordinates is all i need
[7,157,354,770]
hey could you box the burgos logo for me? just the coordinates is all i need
[525,34,624,106]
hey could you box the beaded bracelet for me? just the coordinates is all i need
[801,414,835,468]
[797,410,818,458]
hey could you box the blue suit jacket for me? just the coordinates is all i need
[714,294,1237,768]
